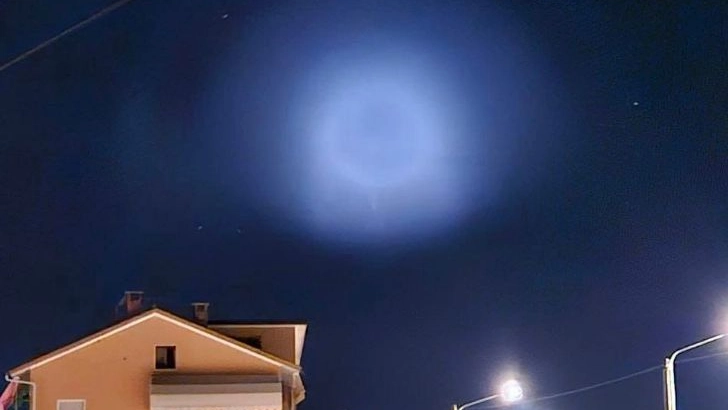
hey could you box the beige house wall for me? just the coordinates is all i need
[261,328,296,365]
[211,326,296,364]
[26,316,284,410]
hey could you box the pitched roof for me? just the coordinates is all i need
[207,320,307,326]
[8,308,300,377]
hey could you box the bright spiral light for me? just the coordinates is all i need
[288,46,485,245]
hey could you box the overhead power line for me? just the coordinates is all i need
[485,365,663,408]
[482,350,728,409]
[677,350,728,364]
[481,351,728,409]
[0,0,136,74]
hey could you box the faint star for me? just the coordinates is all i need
[632,101,639,106]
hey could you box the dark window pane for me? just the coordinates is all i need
[155,346,176,369]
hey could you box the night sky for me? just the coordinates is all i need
[2,1,728,410]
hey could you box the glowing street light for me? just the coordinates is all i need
[452,380,523,410]
[663,334,726,410]
[500,380,524,402]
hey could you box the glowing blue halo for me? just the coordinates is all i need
[203,11,564,248]
[286,46,484,245]
[315,71,439,188]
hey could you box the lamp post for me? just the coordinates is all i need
[663,334,726,410]
[452,380,523,410]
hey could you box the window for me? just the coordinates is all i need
[57,400,85,410]
[155,346,176,369]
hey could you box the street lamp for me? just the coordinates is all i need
[452,380,523,410]
[663,334,726,410]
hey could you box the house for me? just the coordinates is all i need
[5,292,307,410]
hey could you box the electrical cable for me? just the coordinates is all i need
[677,350,728,364]
[481,365,663,409]
[478,350,728,409]
[0,0,136,73]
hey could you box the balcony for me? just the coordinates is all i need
[150,374,284,410]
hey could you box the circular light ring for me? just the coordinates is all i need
[313,68,441,188]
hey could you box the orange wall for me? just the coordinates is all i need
[261,328,296,365]
[211,326,296,364]
[27,316,283,410]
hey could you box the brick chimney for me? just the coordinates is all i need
[191,302,210,326]
[116,291,144,318]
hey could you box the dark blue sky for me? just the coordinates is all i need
[1,1,728,409]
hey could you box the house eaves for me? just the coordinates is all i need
[8,308,300,377]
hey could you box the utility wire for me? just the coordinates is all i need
[479,365,662,409]
[500,365,661,408]
[0,0,136,74]
[479,350,728,409]
[677,350,728,365]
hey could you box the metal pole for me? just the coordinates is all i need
[664,357,676,410]
[663,334,725,410]
[454,394,499,410]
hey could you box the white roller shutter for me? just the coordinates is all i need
[150,381,282,410]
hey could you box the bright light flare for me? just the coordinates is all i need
[500,380,523,402]
[207,7,565,248]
